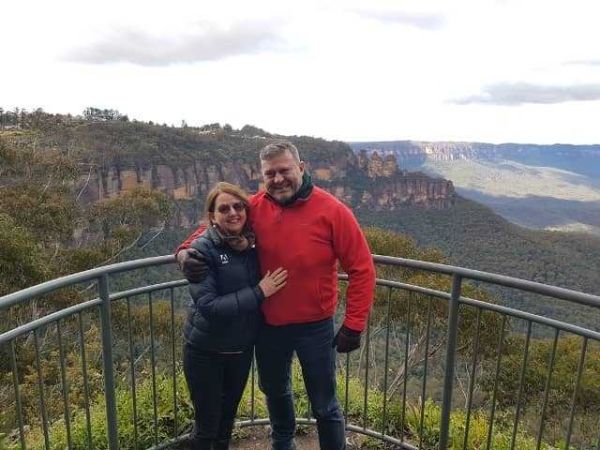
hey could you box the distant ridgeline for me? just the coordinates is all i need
[349,140,600,175]
[350,140,600,237]
[0,113,455,228]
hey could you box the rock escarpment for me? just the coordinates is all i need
[78,148,455,227]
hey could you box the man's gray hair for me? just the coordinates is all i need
[259,141,301,162]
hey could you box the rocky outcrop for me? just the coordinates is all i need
[320,176,454,210]
[370,175,454,209]
[358,150,398,178]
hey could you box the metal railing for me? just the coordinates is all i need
[1,254,599,449]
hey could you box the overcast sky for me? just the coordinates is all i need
[3,0,600,144]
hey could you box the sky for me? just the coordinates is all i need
[3,0,600,144]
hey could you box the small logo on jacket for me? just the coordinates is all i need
[219,254,229,264]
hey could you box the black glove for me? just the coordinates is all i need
[177,248,208,283]
[333,325,361,353]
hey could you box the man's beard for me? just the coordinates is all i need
[269,184,295,202]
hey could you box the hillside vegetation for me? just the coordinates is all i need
[358,197,600,330]
[3,225,598,449]
[1,109,351,168]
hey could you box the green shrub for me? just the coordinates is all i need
[27,371,193,449]
[24,363,556,449]
[0,433,17,450]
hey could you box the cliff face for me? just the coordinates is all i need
[78,149,455,226]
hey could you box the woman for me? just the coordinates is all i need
[182,182,287,450]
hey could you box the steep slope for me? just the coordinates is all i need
[357,197,600,331]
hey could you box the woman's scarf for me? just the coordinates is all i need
[211,225,256,252]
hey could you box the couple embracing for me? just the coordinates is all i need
[176,141,376,450]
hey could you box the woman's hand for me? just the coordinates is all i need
[258,267,288,298]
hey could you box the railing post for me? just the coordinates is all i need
[439,274,462,449]
[99,274,119,449]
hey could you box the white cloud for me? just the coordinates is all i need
[352,9,445,29]
[567,59,600,67]
[63,21,285,66]
[454,83,600,106]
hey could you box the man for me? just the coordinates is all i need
[177,141,376,450]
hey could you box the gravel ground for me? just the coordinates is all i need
[175,426,383,449]
[231,431,320,449]
[230,427,370,449]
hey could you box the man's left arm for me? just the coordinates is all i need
[175,224,208,282]
[331,203,376,347]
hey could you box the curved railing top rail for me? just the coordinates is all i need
[1,253,599,311]
[373,254,600,309]
[0,279,190,345]
[0,255,176,310]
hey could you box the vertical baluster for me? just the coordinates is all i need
[485,315,507,450]
[306,376,312,421]
[342,285,350,421]
[126,297,139,449]
[462,308,482,450]
[33,329,50,450]
[400,293,412,443]
[565,337,588,449]
[78,312,93,449]
[344,353,350,418]
[536,329,560,450]
[510,320,532,450]
[439,274,462,450]
[305,329,314,421]
[148,292,158,446]
[10,340,26,449]
[99,274,119,449]
[362,315,371,430]
[419,298,433,449]
[57,320,73,449]
[170,288,178,437]
[596,400,600,450]
[381,287,392,437]
[251,349,256,422]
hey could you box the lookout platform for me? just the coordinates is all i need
[2,254,599,450]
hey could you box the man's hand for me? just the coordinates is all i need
[177,248,208,283]
[333,325,361,353]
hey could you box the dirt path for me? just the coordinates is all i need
[174,426,386,449]
[230,427,368,449]
[231,432,320,449]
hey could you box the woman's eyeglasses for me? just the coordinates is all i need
[215,202,245,214]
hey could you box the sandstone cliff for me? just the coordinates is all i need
[78,148,455,227]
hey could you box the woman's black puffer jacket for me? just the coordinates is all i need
[183,226,264,352]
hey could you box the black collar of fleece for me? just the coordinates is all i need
[268,172,314,207]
